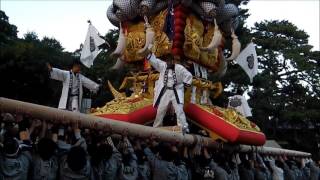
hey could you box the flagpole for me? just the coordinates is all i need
[80,20,106,68]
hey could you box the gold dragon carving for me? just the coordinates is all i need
[123,10,172,62]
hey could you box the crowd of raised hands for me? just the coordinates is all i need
[0,112,319,180]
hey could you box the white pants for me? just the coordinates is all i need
[153,90,188,128]
[68,96,80,112]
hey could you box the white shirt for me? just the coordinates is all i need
[166,69,175,88]
[70,72,80,96]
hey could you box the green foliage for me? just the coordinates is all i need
[24,32,40,42]
[0,11,17,43]
[0,6,319,156]
[0,11,73,106]
[41,36,64,51]
[213,4,320,154]
[0,10,126,108]
[249,20,320,128]
[243,20,319,154]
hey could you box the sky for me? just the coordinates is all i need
[1,0,319,52]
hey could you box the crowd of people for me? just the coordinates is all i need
[0,112,320,180]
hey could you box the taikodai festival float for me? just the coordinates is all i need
[93,0,264,147]
[0,0,311,156]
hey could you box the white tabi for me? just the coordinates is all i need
[49,68,99,112]
[147,53,193,129]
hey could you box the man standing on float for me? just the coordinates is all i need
[47,60,100,112]
[145,51,192,133]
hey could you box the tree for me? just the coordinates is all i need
[41,36,64,51]
[1,6,320,157]
[0,10,18,43]
[0,14,122,108]
[24,31,40,42]
[0,12,74,106]
[247,20,320,154]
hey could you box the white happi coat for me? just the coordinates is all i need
[148,54,193,106]
[50,68,99,110]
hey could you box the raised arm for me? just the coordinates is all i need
[106,136,122,164]
[49,67,68,82]
[268,157,283,174]
[256,153,267,169]
[123,137,137,160]
[143,147,156,166]
[72,123,87,151]
[146,53,166,72]
[106,136,117,151]
[81,75,100,92]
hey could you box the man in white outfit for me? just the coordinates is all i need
[145,52,193,133]
[47,60,100,112]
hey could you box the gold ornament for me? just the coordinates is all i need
[151,10,172,57]
[198,104,262,132]
[124,22,146,62]
[200,23,219,68]
[94,73,262,136]
[183,14,204,61]
[123,10,172,62]
[107,81,126,100]
[92,97,153,115]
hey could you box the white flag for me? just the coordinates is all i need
[235,42,258,83]
[228,95,252,117]
[80,23,105,68]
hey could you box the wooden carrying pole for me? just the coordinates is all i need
[0,97,311,157]
[240,145,311,157]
